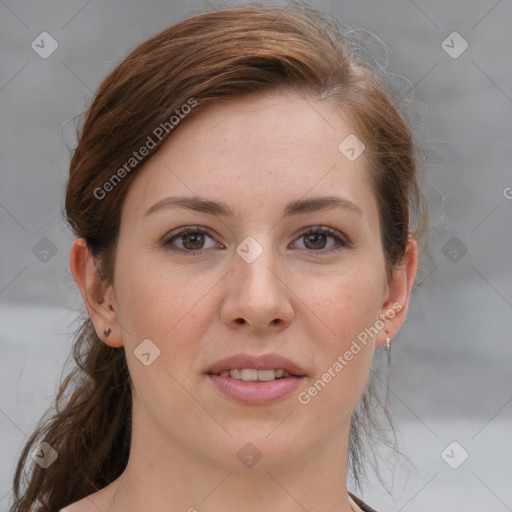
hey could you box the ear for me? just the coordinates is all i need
[375,235,418,346]
[69,237,123,348]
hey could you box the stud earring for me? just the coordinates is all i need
[104,327,111,337]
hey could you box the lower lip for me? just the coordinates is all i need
[208,374,304,404]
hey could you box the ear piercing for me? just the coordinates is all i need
[104,327,111,337]
[384,335,392,384]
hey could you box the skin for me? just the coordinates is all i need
[67,92,418,512]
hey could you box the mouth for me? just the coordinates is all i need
[210,368,300,381]
[205,352,306,377]
[205,353,306,404]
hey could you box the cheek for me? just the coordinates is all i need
[308,262,384,342]
[298,266,383,406]
[113,255,210,414]
[114,251,217,365]
[115,248,184,331]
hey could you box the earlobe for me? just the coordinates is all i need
[69,238,123,348]
[376,235,419,346]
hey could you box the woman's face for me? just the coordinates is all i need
[96,92,414,473]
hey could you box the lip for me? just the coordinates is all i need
[205,353,307,405]
[205,352,307,377]
[208,374,304,404]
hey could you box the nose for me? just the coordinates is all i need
[219,238,295,332]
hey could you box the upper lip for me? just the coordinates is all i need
[205,353,306,377]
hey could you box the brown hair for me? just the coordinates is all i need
[11,3,427,511]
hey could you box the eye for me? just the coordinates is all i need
[292,226,347,253]
[163,225,348,256]
[163,227,221,255]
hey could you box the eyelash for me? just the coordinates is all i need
[162,225,348,256]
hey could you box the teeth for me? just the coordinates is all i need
[219,369,292,381]
[229,369,242,379]
[241,369,258,381]
[257,369,276,381]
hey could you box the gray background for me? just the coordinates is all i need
[1,0,511,511]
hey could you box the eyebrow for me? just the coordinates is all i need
[143,195,363,218]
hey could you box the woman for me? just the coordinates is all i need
[12,4,427,512]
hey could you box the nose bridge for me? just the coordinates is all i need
[220,231,294,330]
[234,233,280,294]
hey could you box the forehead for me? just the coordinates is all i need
[120,92,377,225]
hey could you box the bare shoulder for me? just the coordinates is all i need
[59,503,82,512]
[58,489,112,512]
[59,504,78,512]
[58,497,96,512]
[57,475,122,512]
